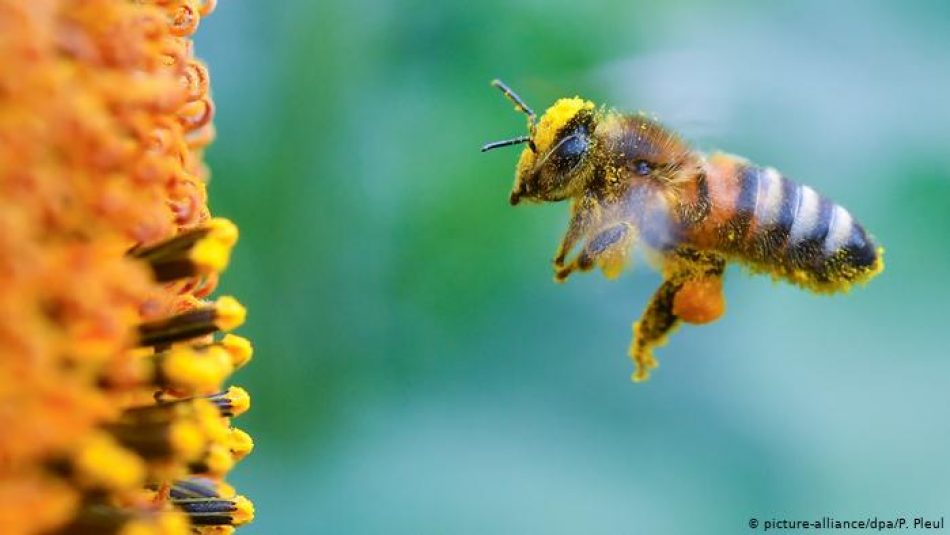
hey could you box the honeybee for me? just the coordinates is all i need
[482,80,884,382]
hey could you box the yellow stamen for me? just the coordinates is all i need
[226,386,251,417]
[193,397,230,443]
[219,334,252,368]
[213,296,246,331]
[194,527,236,535]
[116,512,190,535]
[171,477,234,500]
[157,514,191,535]
[188,219,238,273]
[73,434,145,492]
[138,296,246,347]
[160,347,233,395]
[228,428,254,460]
[216,481,236,499]
[131,219,239,282]
[191,444,234,477]
[204,386,251,417]
[172,495,254,527]
[109,399,230,463]
[169,421,206,462]
[231,496,254,526]
[118,521,157,535]
[207,217,239,247]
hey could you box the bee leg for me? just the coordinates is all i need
[555,222,632,282]
[668,248,726,325]
[554,194,599,268]
[629,248,726,381]
[671,274,725,325]
[629,278,682,382]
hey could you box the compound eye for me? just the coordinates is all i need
[552,129,589,171]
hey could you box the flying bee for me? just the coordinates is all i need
[482,79,884,382]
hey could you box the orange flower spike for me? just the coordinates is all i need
[0,0,253,533]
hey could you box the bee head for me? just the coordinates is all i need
[482,80,597,205]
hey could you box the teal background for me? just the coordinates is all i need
[197,1,950,533]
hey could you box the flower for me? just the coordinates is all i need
[0,1,254,533]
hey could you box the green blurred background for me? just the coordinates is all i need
[196,1,950,533]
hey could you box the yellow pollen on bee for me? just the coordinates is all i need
[532,97,594,154]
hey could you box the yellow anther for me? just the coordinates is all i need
[228,428,254,460]
[170,421,206,462]
[74,434,145,491]
[231,495,255,526]
[213,296,246,331]
[220,334,252,368]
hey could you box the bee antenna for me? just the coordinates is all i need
[480,135,531,153]
[491,79,536,125]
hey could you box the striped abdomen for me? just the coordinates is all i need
[682,153,883,291]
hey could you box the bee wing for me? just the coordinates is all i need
[614,183,680,253]
[580,183,679,278]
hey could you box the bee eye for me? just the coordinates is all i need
[553,131,588,171]
[633,160,653,176]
